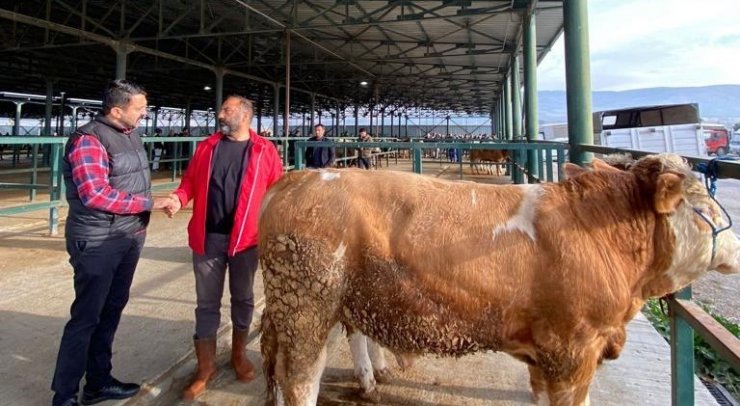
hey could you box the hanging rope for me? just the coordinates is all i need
[692,158,733,262]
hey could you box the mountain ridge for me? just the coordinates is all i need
[538,84,740,125]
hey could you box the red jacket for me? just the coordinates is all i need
[173,130,283,256]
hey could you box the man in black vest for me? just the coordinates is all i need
[51,80,171,406]
[305,123,335,168]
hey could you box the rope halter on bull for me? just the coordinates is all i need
[693,158,733,263]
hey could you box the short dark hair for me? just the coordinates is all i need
[102,79,146,114]
[359,128,367,133]
[314,123,325,129]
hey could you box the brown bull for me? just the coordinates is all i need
[470,148,509,175]
[258,154,739,406]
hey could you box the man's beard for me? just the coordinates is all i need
[220,119,238,135]
[219,121,231,135]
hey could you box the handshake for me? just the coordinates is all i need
[152,194,182,218]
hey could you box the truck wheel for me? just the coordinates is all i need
[717,147,727,156]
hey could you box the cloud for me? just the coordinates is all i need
[537,0,740,91]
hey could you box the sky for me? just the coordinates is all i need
[536,0,740,91]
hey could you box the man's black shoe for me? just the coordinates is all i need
[80,378,140,405]
[53,397,79,406]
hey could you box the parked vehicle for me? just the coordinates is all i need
[702,124,731,156]
[729,137,740,155]
[594,103,728,158]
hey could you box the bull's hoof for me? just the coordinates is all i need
[358,388,381,403]
[374,368,393,384]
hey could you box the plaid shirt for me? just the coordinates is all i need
[68,134,153,214]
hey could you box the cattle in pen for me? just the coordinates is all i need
[470,148,509,175]
[258,156,740,406]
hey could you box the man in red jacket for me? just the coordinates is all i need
[164,95,283,400]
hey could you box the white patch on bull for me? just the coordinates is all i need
[320,170,341,181]
[349,332,376,394]
[492,184,542,242]
[333,241,347,262]
[307,345,328,405]
[582,393,590,406]
[535,391,549,406]
[664,203,715,288]
[367,337,389,373]
[471,189,478,207]
[275,385,285,406]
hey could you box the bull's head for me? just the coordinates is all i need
[625,154,739,293]
[567,154,739,295]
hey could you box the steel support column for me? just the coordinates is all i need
[273,83,279,136]
[512,55,522,141]
[13,102,23,136]
[283,29,290,143]
[214,68,224,113]
[310,93,316,132]
[563,0,594,166]
[354,105,359,136]
[45,80,53,136]
[524,9,539,179]
[671,287,695,406]
[115,41,128,80]
[380,109,385,137]
[504,75,513,141]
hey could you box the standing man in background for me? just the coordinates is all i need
[305,123,335,168]
[52,79,171,406]
[356,128,377,170]
[164,95,283,400]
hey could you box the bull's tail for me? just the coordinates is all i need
[260,311,279,406]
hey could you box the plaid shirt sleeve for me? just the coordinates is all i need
[68,134,153,214]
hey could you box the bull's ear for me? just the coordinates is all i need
[563,163,588,179]
[592,158,622,173]
[654,172,686,214]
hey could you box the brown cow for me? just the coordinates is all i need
[470,148,509,175]
[259,154,739,406]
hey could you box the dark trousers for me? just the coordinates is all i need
[193,233,259,339]
[358,156,371,170]
[51,233,146,403]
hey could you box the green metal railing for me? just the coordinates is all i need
[0,136,207,233]
[292,140,568,183]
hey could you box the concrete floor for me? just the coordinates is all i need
[0,162,727,406]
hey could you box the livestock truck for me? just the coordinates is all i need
[593,103,731,157]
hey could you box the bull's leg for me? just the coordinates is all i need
[367,338,392,384]
[348,332,379,399]
[275,330,330,406]
[528,365,548,405]
[538,349,599,406]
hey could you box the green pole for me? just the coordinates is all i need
[511,54,524,184]
[504,76,514,180]
[563,0,594,166]
[412,145,422,174]
[671,286,695,406]
[504,75,513,141]
[524,9,539,180]
[49,143,62,235]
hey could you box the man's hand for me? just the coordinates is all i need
[152,196,181,218]
[164,194,182,218]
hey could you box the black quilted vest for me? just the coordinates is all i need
[63,116,151,240]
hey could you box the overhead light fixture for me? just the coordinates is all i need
[203,85,212,91]
[360,81,368,86]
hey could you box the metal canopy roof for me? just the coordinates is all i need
[0,0,564,117]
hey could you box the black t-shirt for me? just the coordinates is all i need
[206,138,251,234]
